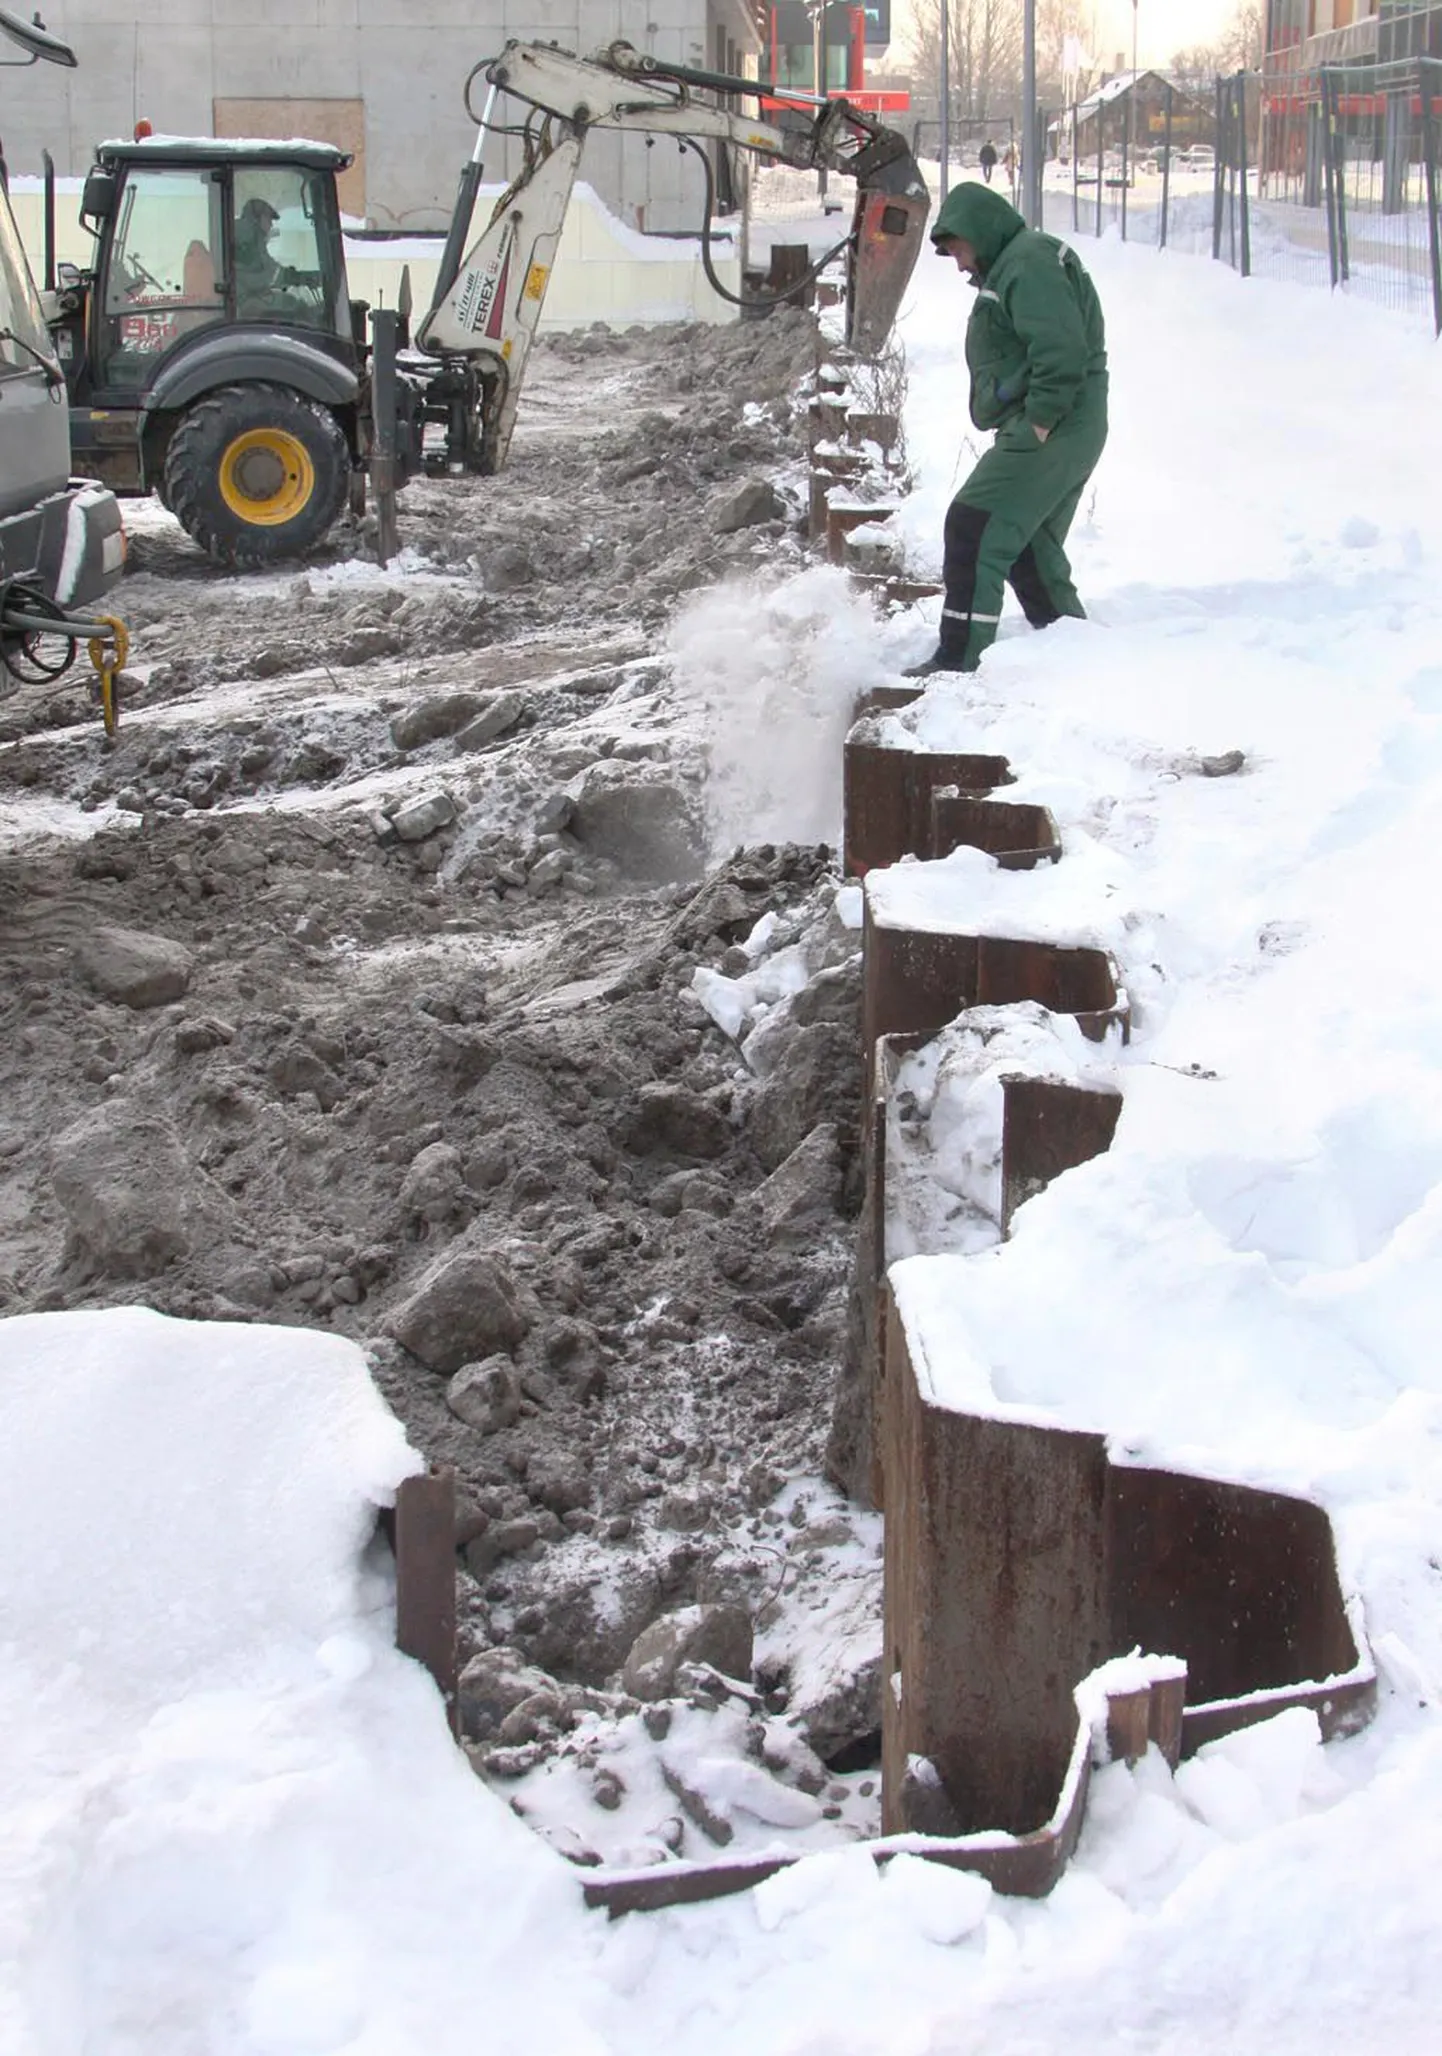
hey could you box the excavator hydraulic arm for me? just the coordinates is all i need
[416,40,929,475]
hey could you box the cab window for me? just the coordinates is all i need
[231,166,334,331]
[0,186,58,377]
[100,165,224,386]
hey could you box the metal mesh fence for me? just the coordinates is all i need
[1039,81,1221,258]
[1046,61,1442,334]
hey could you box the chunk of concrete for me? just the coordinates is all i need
[390,791,457,843]
[713,479,784,534]
[50,1101,202,1279]
[389,691,483,752]
[622,1603,754,1702]
[571,762,704,884]
[385,1243,529,1371]
[75,925,194,1009]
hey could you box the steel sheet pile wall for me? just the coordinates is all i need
[850,703,1376,1865]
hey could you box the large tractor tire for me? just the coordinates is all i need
[163,382,350,568]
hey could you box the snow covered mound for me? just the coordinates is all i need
[0,1309,600,2054]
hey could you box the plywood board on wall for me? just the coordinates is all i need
[213,98,366,220]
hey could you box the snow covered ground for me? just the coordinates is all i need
[6,235,1442,2049]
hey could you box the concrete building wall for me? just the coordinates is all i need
[1,0,760,233]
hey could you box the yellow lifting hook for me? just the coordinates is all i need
[85,616,129,739]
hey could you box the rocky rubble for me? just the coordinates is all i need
[0,306,890,1868]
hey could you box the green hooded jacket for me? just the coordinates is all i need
[930,185,1107,434]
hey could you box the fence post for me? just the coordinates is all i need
[1332,68,1351,283]
[1095,105,1103,235]
[1121,92,1130,241]
[1212,76,1226,259]
[1382,85,1408,214]
[1304,95,1325,209]
[1421,58,1442,335]
[1237,73,1252,278]
[1072,102,1080,234]
[1161,83,1173,248]
[1321,68,1342,287]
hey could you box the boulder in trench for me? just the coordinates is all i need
[445,1357,522,1433]
[399,1141,468,1228]
[457,1647,558,1742]
[747,1021,860,1173]
[389,691,483,752]
[75,925,194,1009]
[385,1243,528,1372]
[453,691,526,753]
[712,479,784,534]
[571,762,704,885]
[390,791,457,843]
[50,1100,205,1280]
[617,1082,731,1162]
[745,1123,842,1247]
[514,1560,665,1685]
[621,1603,754,1702]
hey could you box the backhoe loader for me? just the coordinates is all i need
[49,40,928,568]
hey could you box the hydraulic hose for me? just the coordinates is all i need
[1,580,128,736]
[676,135,852,313]
[0,582,83,683]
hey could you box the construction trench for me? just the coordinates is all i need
[0,301,1374,1907]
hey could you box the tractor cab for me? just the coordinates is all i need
[61,138,362,487]
[59,138,355,414]
[52,138,386,560]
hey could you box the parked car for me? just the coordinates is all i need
[1181,145,1216,171]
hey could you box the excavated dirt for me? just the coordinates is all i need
[0,309,899,1869]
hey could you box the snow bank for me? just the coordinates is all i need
[0,1309,604,2055]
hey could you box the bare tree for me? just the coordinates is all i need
[1220,0,1265,71]
[1169,0,1265,90]
[1169,41,1220,95]
[1036,0,1097,106]
[903,0,1024,128]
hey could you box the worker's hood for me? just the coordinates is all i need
[930,185,1025,274]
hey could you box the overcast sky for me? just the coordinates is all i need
[1093,0,1243,67]
[890,2,1249,69]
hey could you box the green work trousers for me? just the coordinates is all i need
[941,392,1108,672]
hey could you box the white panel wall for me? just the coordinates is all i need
[10,176,742,328]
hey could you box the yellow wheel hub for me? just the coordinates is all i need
[218,427,315,527]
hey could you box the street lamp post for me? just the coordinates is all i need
[940,0,950,200]
[1130,0,1139,158]
[1022,0,1039,223]
[810,0,829,202]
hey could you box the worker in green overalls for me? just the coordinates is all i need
[906,184,1108,677]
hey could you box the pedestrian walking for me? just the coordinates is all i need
[979,138,998,184]
[906,184,1108,677]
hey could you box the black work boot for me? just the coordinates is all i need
[901,647,968,680]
